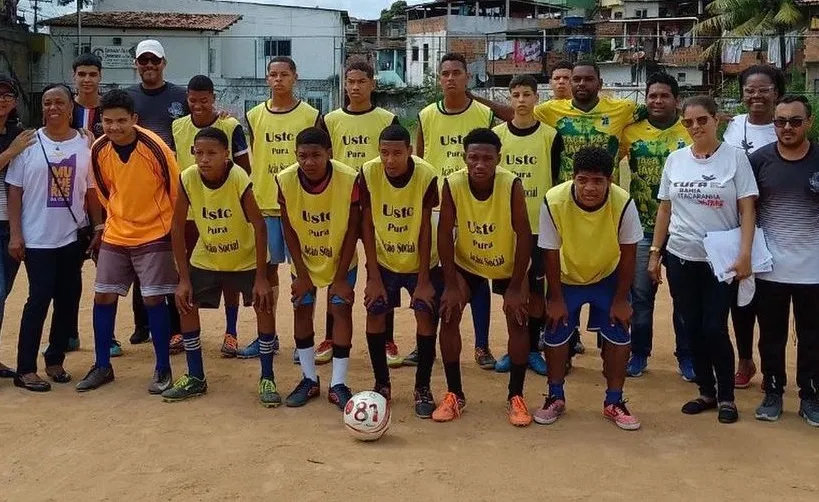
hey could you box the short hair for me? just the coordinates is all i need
[440,53,467,72]
[379,124,411,146]
[682,95,718,116]
[267,56,297,73]
[509,74,538,93]
[551,60,573,74]
[345,60,374,79]
[100,88,135,115]
[73,53,102,72]
[187,75,214,93]
[572,59,600,78]
[573,146,614,177]
[194,127,229,149]
[740,65,786,97]
[42,83,72,101]
[778,94,813,118]
[646,72,679,98]
[463,127,501,153]
[296,127,331,149]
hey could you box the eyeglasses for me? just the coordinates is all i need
[743,86,775,96]
[773,117,806,128]
[0,93,16,101]
[681,116,711,128]
[136,55,162,66]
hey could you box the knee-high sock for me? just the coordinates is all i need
[92,303,116,368]
[147,302,172,372]
[182,330,204,379]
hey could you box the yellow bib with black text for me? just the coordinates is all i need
[419,100,493,179]
[325,107,396,171]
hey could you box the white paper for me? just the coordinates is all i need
[702,227,773,306]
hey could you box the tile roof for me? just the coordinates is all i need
[42,11,242,32]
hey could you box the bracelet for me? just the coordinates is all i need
[94,224,105,231]
[649,246,661,254]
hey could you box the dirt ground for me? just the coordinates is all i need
[0,259,817,502]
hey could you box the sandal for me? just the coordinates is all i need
[46,365,72,384]
[13,374,52,392]
[681,397,717,415]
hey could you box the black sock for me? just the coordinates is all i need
[366,332,390,386]
[528,316,544,352]
[415,333,437,389]
[385,310,395,344]
[508,362,527,399]
[325,312,334,341]
[444,361,464,398]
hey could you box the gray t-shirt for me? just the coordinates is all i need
[126,82,188,150]
[750,142,819,284]
[658,143,759,262]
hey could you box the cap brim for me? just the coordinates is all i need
[136,50,164,58]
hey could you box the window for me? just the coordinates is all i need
[677,72,686,83]
[208,48,216,74]
[263,38,292,58]
[411,46,419,62]
[636,9,648,18]
[423,43,429,62]
[613,11,623,20]
[306,96,324,113]
[74,43,90,56]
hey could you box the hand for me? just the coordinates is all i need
[79,128,95,147]
[290,275,314,305]
[253,274,272,313]
[503,285,529,326]
[411,278,436,312]
[647,253,662,285]
[545,298,569,332]
[7,129,36,157]
[609,298,633,330]
[8,235,24,262]
[438,286,464,324]
[87,230,102,262]
[175,279,194,316]
[363,276,387,309]
[731,253,752,281]
[329,277,355,305]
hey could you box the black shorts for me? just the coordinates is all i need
[368,266,444,315]
[457,266,511,297]
[190,266,255,309]
[529,239,545,296]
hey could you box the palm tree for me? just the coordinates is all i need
[694,0,806,69]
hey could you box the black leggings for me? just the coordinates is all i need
[731,295,757,361]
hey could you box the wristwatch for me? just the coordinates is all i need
[649,246,661,254]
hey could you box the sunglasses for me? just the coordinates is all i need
[681,116,711,128]
[137,55,162,66]
[773,117,805,128]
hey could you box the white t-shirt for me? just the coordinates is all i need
[723,114,777,155]
[658,144,759,262]
[6,129,93,249]
[537,197,644,249]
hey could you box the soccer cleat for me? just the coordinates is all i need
[237,338,260,359]
[385,342,404,368]
[258,378,282,408]
[161,374,207,402]
[798,399,819,427]
[432,392,466,422]
[734,363,756,389]
[474,347,497,370]
[148,368,173,395]
[507,395,533,427]
[626,354,648,377]
[285,376,320,407]
[528,352,548,375]
[678,359,696,382]
[315,339,333,365]
[75,365,114,392]
[129,326,150,345]
[221,334,238,358]
[603,401,641,430]
[403,347,419,366]
[169,334,184,355]
[374,383,392,402]
[110,339,123,358]
[414,387,436,419]
[754,393,783,422]
[533,395,566,425]
[494,353,511,373]
[328,383,354,411]
[67,337,81,352]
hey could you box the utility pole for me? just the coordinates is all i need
[77,0,82,53]
[33,0,39,33]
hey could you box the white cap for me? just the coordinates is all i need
[136,39,165,59]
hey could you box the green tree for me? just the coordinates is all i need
[380,1,408,21]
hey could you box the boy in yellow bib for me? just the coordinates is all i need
[435,128,533,427]
[277,128,359,410]
[164,128,277,405]
[537,147,643,431]
[360,125,440,416]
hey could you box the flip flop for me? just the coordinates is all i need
[13,375,52,392]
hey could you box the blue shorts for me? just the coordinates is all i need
[293,267,358,307]
[543,273,630,347]
[367,266,444,315]
[264,216,290,265]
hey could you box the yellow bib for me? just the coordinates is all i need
[493,121,557,231]
[450,168,517,280]
[545,181,631,285]
[246,100,319,216]
[362,155,436,273]
[277,160,358,287]
[182,164,257,272]
[324,107,396,172]
[419,99,493,178]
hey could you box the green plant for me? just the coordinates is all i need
[594,39,613,62]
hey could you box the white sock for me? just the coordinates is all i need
[298,348,317,382]
[331,357,349,387]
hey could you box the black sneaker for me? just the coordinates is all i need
[414,387,436,418]
[403,347,419,366]
[75,366,115,392]
[328,383,354,411]
[130,326,150,345]
[681,397,717,415]
[718,402,739,424]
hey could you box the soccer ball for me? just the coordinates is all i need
[343,391,391,441]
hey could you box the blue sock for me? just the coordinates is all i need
[548,382,565,400]
[470,280,491,349]
[147,301,172,372]
[259,332,276,379]
[605,389,623,406]
[92,303,116,368]
[225,304,239,336]
[182,330,204,379]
